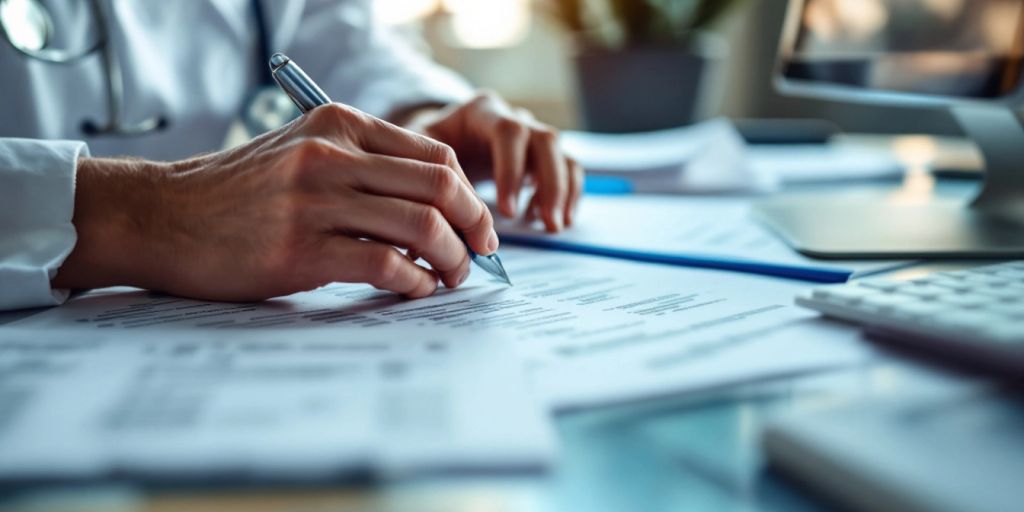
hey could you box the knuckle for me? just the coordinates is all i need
[441,145,458,165]
[361,246,400,285]
[532,127,559,145]
[312,102,357,123]
[425,141,458,166]
[495,117,525,139]
[303,137,357,163]
[473,205,494,234]
[284,137,341,184]
[306,104,332,123]
[427,165,461,207]
[292,137,333,162]
[374,250,403,284]
[413,206,448,245]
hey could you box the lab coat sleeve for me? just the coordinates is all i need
[0,139,87,311]
[280,0,475,119]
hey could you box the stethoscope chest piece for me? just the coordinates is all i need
[2,0,281,138]
[0,0,53,53]
[1,0,168,136]
[242,86,300,137]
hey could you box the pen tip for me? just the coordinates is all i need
[269,52,289,70]
[490,256,512,286]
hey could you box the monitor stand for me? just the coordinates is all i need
[755,105,1024,259]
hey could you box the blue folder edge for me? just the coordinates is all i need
[499,235,852,284]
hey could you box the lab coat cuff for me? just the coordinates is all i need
[0,139,89,310]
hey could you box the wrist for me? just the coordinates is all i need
[52,157,173,291]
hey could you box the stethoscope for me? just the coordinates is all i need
[0,0,295,137]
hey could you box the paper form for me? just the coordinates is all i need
[12,247,869,410]
[536,317,871,409]
[491,194,911,281]
[560,118,777,193]
[0,327,554,483]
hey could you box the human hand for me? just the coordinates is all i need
[53,103,497,301]
[404,92,583,233]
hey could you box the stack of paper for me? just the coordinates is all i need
[1,243,875,484]
[560,118,778,194]
[0,327,555,484]
[561,120,906,195]
[750,144,904,184]
[10,248,870,412]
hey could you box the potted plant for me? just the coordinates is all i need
[549,0,746,133]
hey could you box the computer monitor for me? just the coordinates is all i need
[757,0,1024,258]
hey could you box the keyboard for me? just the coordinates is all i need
[797,261,1024,376]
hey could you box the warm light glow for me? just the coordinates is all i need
[804,0,838,40]
[440,0,475,13]
[891,136,938,203]
[920,0,966,22]
[373,0,441,26]
[892,135,938,169]
[981,1,1024,53]
[804,0,888,41]
[833,0,888,40]
[448,0,530,48]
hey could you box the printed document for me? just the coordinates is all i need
[0,327,554,482]
[13,247,869,409]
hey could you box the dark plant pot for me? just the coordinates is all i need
[573,34,727,133]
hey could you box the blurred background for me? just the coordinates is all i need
[372,0,962,135]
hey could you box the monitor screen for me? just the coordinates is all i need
[779,0,1024,99]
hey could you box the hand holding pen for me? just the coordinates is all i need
[270,53,512,285]
[58,93,506,301]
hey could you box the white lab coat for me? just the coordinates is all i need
[0,0,473,310]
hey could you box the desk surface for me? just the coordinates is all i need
[0,175,1008,512]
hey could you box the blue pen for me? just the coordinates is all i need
[269,53,512,285]
[497,235,853,283]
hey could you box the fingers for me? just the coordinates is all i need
[265,138,478,298]
[346,154,498,257]
[524,193,541,224]
[529,128,569,233]
[332,194,471,289]
[443,95,580,229]
[461,93,529,218]
[565,157,584,227]
[511,106,573,228]
[317,238,439,299]
[303,103,474,187]
[274,133,497,259]
[489,118,530,218]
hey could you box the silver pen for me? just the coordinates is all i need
[269,52,512,285]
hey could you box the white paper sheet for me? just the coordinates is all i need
[536,317,871,409]
[13,247,869,410]
[493,194,911,280]
[560,118,777,193]
[0,327,554,482]
[750,144,904,184]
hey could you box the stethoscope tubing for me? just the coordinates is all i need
[1,0,280,138]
